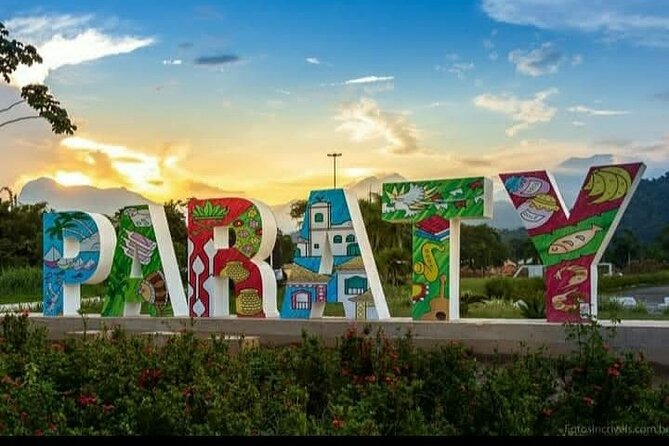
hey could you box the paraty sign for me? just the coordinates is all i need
[42,162,644,323]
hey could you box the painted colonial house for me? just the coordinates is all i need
[280,264,331,319]
[335,256,376,320]
[283,189,375,320]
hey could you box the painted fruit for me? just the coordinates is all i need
[504,175,550,198]
[517,199,554,229]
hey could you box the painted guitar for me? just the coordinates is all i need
[422,274,449,321]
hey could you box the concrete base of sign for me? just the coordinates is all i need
[25,314,669,366]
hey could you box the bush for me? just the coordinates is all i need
[517,291,546,319]
[484,277,545,301]
[0,314,667,436]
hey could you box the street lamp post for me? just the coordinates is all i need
[327,152,342,189]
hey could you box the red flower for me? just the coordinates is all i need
[138,368,162,388]
[20,412,28,424]
[582,396,595,407]
[364,375,377,383]
[602,343,611,352]
[607,367,620,378]
[332,417,345,429]
[102,404,114,413]
[542,408,553,417]
[78,394,98,407]
[48,423,57,432]
[34,429,44,436]
[593,385,603,391]
[51,342,64,352]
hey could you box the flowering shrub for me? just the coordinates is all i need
[0,314,667,435]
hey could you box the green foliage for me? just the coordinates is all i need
[484,277,545,300]
[0,200,46,269]
[0,314,666,436]
[466,299,524,319]
[517,291,546,319]
[0,22,41,82]
[0,22,77,135]
[461,224,509,271]
[599,270,669,292]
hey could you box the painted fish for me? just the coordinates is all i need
[549,225,602,255]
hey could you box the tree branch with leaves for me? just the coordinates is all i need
[0,22,77,135]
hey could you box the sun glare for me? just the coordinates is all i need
[54,171,93,187]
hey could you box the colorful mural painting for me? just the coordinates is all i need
[283,188,389,320]
[381,178,493,320]
[500,163,646,322]
[42,211,115,316]
[102,204,188,317]
[187,198,278,318]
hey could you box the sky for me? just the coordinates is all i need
[0,0,667,205]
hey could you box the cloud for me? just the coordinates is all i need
[482,0,669,48]
[571,54,583,65]
[446,52,460,61]
[448,62,475,79]
[488,50,499,61]
[15,136,232,202]
[275,89,291,95]
[473,88,558,136]
[162,59,182,65]
[5,14,154,86]
[572,120,586,127]
[567,105,630,116]
[194,54,241,65]
[306,57,321,65]
[344,75,394,85]
[335,97,424,155]
[508,42,565,76]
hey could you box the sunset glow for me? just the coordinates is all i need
[0,1,666,207]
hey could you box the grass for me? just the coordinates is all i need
[465,299,525,319]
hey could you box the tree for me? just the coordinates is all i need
[0,22,77,134]
[0,196,47,269]
[460,224,508,271]
[605,228,640,268]
[163,200,188,281]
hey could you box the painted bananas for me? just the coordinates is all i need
[584,166,632,204]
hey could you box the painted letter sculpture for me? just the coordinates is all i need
[187,198,278,317]
[43,211,115,316]
[283,189,389,320]
[500,163,645,322]
[102,204,188,317]
[382,177,493,320]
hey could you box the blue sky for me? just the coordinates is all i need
[0,0,667,204]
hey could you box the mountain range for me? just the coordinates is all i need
[17,174,525,233]
[19,172,668,243]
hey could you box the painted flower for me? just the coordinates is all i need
[238,230,250,239]
[249,220,259,229]
[233,219,244,227]
[247,209,258,218]
[255,228,263,236]
[241,244,254,255]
